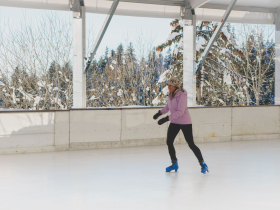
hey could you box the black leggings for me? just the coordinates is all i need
[167,123,204,162]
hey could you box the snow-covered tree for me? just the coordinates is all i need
[153,20,245,106]
[86,44,164,107]
[0,12,73,110]
[238,24,275,105]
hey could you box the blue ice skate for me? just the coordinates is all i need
[200,161,209,174]
[166,160,179,172]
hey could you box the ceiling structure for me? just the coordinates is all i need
[0,0,279,24]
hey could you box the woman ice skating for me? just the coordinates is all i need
[153,77,209,174]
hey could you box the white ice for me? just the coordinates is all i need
[0,139,279,210]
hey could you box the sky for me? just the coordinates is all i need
[0,6,276,67]
[0,6,174,60]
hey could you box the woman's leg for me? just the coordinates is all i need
[181,124,204,162]
[166,123,181,161]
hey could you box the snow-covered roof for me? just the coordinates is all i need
[0,0,279,24]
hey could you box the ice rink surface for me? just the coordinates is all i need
[0,139,280,210]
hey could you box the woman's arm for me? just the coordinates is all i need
[160,103,169,115]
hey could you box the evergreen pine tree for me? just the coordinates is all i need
[164,47,174,70]
[153,20,244,106]
[116,44,124,66]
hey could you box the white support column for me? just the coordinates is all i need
[183,19,194,107]
[275,9,280,105]
[192,13,197,107]
[182,2,196,107]
[73,6,86,108]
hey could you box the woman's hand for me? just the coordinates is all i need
[158,116,169,125]
[153,110,162,120]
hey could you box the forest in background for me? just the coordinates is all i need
[0,14,275,110]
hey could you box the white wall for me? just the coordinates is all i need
[190,107,232,143]
[0,112,56,154]
[55,111,70,150]
[0,106,279,155]
[120,108,168,145]
[70,109,122,149]
[231,106,280,141]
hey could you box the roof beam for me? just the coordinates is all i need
[104,0,277,13]
[188,0,210,9]
[0,0,277,24]
[70,0,85,16]
[84,0,120,73]
[200,3,277,14]
[107,0,210,8]
[106,0,185,6]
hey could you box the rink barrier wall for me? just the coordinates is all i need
[0,106,279,155]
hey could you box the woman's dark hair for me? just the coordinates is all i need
[171,87,179,99]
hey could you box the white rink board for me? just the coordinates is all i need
[70,110,122,143]
[190,107,232,143]
[0,106,279,154]
[0,112,55,149]
[121,108,168,141]
[232,106,280,141]
[54,111,70,148]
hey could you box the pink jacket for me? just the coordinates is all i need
[160,88,192,125]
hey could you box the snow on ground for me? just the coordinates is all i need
[121,105,151,108]
[85,105,156,109]
[0,108,25,111]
